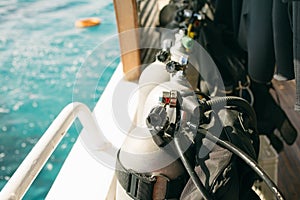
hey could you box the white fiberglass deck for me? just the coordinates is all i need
[46,64,138,200]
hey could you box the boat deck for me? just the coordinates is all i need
[271,79,300,199]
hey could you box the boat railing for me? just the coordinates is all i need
[0,102,106,200]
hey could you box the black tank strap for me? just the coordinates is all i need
[115,151,187,200]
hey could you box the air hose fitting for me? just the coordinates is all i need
[199,96,257,129]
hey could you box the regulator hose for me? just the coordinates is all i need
[198,96,285,199]
[200,96,257,129]
[175,95,284,199]
[198,128,285,200]
[174,135,213,200]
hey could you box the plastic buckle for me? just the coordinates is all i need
[127,173,139,198]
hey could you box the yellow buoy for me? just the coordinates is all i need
[75,17,101,28]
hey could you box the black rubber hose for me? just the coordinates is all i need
[174,135,213,200]
[201,96,257,128]
[198,128,285,200]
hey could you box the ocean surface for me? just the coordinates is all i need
[0,0,119,199]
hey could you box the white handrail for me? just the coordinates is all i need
[0,102,111,200]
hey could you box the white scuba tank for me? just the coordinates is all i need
[115,28,198,200]
[116,68,199,199]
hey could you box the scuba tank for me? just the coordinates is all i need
[115,29,199,200]
[115,73,197,200]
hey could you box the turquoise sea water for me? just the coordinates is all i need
[0,0,119,199]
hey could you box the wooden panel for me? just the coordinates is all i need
[113,0,141,81]
[271,79,300,199]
